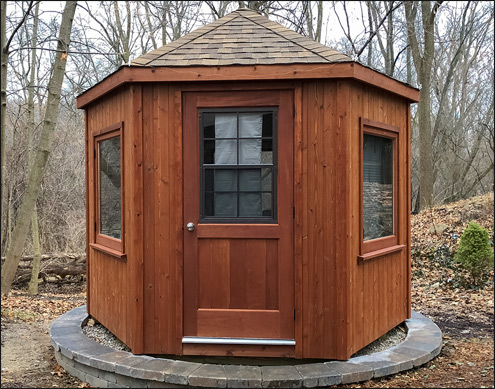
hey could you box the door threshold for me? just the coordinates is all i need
[182,337,295,346]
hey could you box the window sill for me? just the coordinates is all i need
[89,243,127,262]
[358,244,405,263]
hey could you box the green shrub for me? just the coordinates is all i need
[454,221,494,286]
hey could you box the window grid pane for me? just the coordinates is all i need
[201,110,276,221]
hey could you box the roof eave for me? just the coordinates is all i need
[76,62,419,109]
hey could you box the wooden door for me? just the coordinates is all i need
[183,90,294,346]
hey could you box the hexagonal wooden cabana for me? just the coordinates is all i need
[77,8,419,360]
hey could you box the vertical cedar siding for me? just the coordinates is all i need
[141,84,183,355]
[299,80,351,359]
[346,80,410,356]
[86,88,130,349]
[85,79,411,359]
[299,79,410,359]
[126,84,144,353]
[86,85,147,353]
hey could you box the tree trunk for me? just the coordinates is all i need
[27,206,42,295]
[367,1,373,66]
[417,73,434,208]
[1,1,7,220]
[162,1,167,45]
[1,0,77,295]
[314,1,323,43]
[27,2,42,296]
[404,1,443,209]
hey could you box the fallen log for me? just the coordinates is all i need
[2,253,85,262]
[12,255,86,286]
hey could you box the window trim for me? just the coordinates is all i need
[92,121,125,259]
[359,118,403,262]
[199,108,278,224]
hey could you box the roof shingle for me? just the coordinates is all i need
[131,8,351,67]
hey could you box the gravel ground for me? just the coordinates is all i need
[82,318,130,352]
[82,317,407,357]
[351,324,407,357]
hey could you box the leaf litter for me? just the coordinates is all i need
[1,193,494,388]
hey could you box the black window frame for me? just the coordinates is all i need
[199,107,278,224]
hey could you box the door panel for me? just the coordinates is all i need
[197,238,278,310]
[183,90,294,343]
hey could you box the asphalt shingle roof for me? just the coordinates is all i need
[131,8,351,67]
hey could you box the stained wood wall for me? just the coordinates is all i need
[85,78,411,359]
[141,84,183,354]
[297,80,351,359]
[346,81,411,356]
[297,80,410,359]
[86,85,145,352]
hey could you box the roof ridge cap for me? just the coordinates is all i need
[236,11,336,63]
[133,13,239,66]
[239,10,340,63]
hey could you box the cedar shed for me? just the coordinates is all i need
[77,8,419,360]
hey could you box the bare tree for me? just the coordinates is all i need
[404,0,444,210]
[433,2,494,202]
[21,1,43,295]
[1,0,78,295]
[1,0,35,232]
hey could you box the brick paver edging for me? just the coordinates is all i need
[50,306,442,388]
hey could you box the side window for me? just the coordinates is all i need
[93,122,124,255]
[200,109,277,223]
[360,118,401,260]
[363,134,394,240]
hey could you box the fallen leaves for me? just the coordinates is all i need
[1,290,85,322]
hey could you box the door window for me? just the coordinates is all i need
[200,109,277,222]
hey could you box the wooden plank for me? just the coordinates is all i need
[173,87,183,354]
[197,309,282,338]
[275,90,295,341]
[293,83,303,358]
[198,240,213,308]
[246,240,267,309]
[229,240,248,309]
[207,239,231,308]
[302,81,316,357]
[300,82,310,358]
[335,80,351,359]
[127,83,144,353]
[323,80,338,356]
[142,84,155,351]
[77,62,419,109]
[182,92,200,338]
[350,82,363,353]
[362,85,373,349]
[265,239,279,310]
[153,84,165,353]
[353,64,419,102]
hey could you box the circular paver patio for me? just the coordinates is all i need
[50,306,442,388]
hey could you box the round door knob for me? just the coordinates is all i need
[186,222,195,232]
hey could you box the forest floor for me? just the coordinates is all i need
[1,193,494,388]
